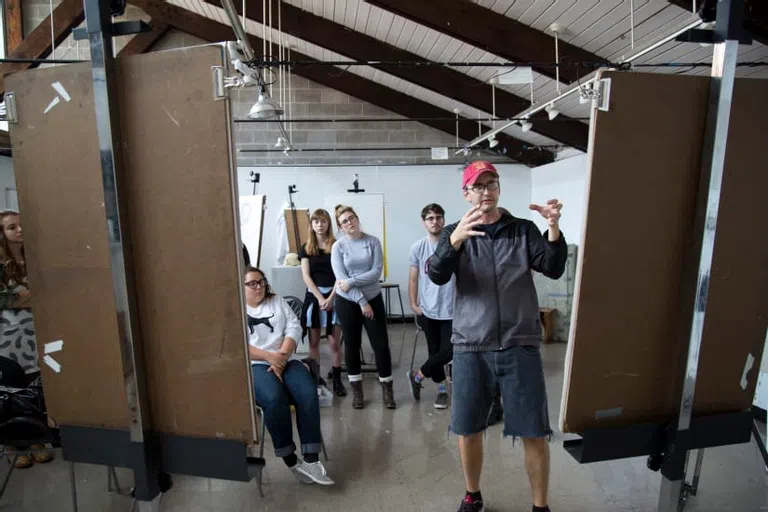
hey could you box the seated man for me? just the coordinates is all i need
[244,266,334,486]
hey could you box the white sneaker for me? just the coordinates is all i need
[290,464,314,484]
[294,460,335,485]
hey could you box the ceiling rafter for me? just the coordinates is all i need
[668,0,768,45]
[0,0,84,95]
[364,0,610,85]
[202,0,588,151]
[118,20,171,57]
[128,0,555,166]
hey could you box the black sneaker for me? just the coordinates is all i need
[406,371,422,401]
[434,390,449,409]
[457,495,484,512]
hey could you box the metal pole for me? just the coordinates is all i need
[221,0,256,61]
[657,1,744,510]
[83,0,158,501]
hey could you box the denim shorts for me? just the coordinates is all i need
[450,345,552,439]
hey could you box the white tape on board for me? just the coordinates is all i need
[51,82,71,102]
[44,339,63,354]
[594,406,623,420]
[44,355,61,373]
[43,96,60,114]
[741,353,755,390]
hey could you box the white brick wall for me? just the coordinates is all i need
[21,5,509,166]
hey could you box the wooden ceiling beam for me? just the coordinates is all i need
[201,0,587,152]
[128,0,554,166]
[4,0,24,54]
[365,0,609,85]
[0,0,84,95]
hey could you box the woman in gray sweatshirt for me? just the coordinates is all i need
[331,205,395,409]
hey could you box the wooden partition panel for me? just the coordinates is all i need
[7,44,255,442]
[560,71,768,433]
[7,63,130,428]
[117,45,254,441]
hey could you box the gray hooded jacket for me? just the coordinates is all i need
[427,211,567,352]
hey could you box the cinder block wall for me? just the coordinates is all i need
[21,3,501,166]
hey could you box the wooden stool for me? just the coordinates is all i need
[539,307,556,343]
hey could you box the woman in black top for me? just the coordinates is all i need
[299,209,346,397]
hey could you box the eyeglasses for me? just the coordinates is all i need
[467,181,500,194]
[339,215,357,226]
[245,279,266,289]
[424,215,443,223]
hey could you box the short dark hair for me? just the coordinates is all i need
[244,266,275,298]
[421,203,445,220]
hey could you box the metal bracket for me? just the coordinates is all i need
[73,20,152,41]
[596,78,611,111]
[212,66,226,101]
[3,93,18,124]
[580,78,611,112]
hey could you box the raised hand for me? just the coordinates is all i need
[449,205,486,250]
[529,199,563,227]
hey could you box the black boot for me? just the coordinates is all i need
[331,367,347,397]
[487,387,503,426]
[350,381,364,409]
[381,381,396,409]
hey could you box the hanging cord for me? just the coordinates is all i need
[49,0,55,61]
[630,0,635,49]
[279,0,283,109]
[261,0,266,62]
[554,30,561,95]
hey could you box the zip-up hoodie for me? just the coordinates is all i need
[428,211,567,351]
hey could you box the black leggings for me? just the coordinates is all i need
[335,294,391,379]
[416,316,453,383]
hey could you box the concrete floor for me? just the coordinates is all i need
[2,323,767,511]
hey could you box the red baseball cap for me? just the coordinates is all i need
[462,160,499,189]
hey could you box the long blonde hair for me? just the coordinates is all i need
[305,209,336,256]
[0,210,25,287]
[334,204,358,229]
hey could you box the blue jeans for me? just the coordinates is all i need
[251,360,322,457]
[450,345,551,439]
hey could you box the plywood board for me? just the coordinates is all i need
[560,71,767,433]
[117,45,255,442]
[6,44,256,442]
[6,63,130,429]
[284,208,309,254]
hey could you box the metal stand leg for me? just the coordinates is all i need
[0,453,17,500]
[658,1,745,509]
[409,327,423,373]
[70,461,79,512]
[753,420,768,469]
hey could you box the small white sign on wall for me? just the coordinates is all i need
[431,147,449,160]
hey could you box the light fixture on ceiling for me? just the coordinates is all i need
[545,103,560,120]
[248,86,285,120]
[520,119,533,132]
[488,135,499,148]
[275,136,286,148]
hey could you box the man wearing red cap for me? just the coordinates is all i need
[428,160,567,512]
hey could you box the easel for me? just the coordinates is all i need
[7,0,264,509]
[563,2,760,511]
[287,184,301,253]
[249,171,260,195]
